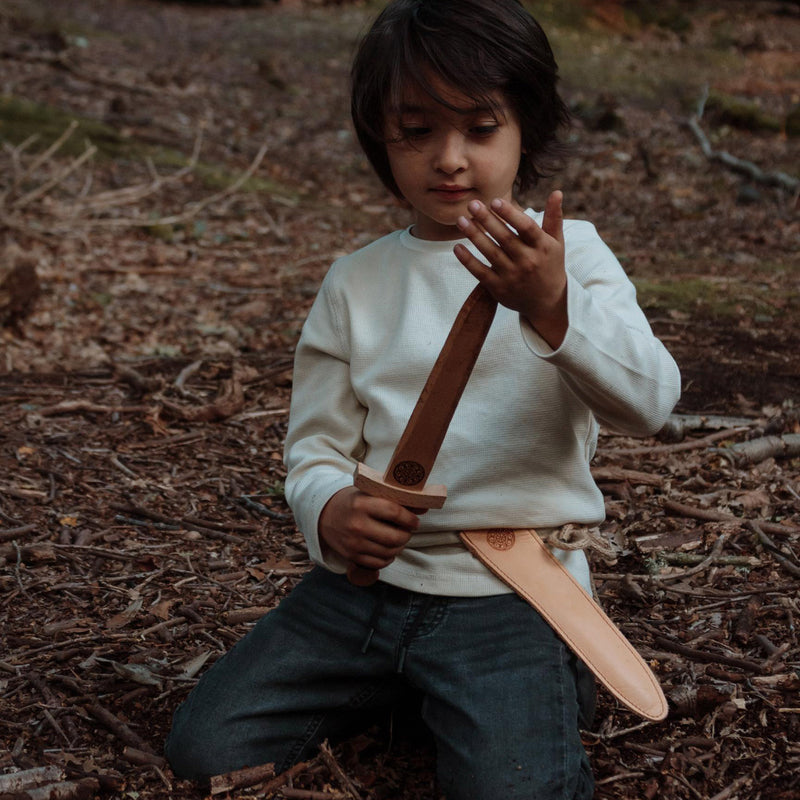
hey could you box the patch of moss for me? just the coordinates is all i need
[522,0,589,30]
[0,95,136,158]
[0,95,299,199]
[633,277,759,319]
[622,1,692,34]
[705,91,783,134]
[546,26,740,111]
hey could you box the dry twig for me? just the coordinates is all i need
[686,86,799,194]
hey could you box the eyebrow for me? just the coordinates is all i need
[392,101,506,117]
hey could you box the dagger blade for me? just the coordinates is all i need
[354,282,498,508]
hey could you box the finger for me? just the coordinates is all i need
[453,240,503,296]
[540,190,564,243]
[354,525,411,559]
[455,213,510,271]
[337,531,407,567]
[487,198,547,248]
[356,494,420,533]
[464,200,527,256]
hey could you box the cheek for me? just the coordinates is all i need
[387,153,421,191]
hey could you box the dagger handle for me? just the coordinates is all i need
[347,565,380,587]
[347,464,447,586]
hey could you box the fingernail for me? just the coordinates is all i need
[490,198,503,210]
[467,200,481,214]
[457,216,470,230]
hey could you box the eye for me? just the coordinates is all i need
[400,126,431,139]
[470,123,499,137]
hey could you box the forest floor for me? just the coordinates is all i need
[0,0,798,798]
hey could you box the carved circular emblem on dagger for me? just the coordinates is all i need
[487,530,516,551]
[392,460,426,486]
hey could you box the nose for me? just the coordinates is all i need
[433,129,467,175]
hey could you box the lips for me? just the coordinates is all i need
[431,185,471,201]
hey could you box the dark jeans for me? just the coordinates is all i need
[166,568,595,800]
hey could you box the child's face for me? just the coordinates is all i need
[384,77,523,241]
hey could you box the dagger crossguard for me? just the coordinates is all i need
[354,463,447,509]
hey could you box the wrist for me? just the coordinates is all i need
[523,287,568,349]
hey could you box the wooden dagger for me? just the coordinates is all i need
[349,282,498,585]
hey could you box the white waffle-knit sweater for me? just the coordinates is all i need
[284,211,681,596]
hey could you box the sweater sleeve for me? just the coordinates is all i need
[283,274,364,572]
[520,220,680,435]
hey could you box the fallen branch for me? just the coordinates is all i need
[158,375,245,422]
[591,465,664,486]
[603,427,749,457]
[34,400,151,417]
[224,606,274,625]
[84,702,154,754]
[0,767,64,794]
[0,543,56,564]
[653,635,767,674]
[660,551,756,568]
[662,498,799,537]
[747,521,800,579]
[236,495,291,521]
[121,747,167,769]
[4,121,77,201]
[686,86,799,194]
[658,413,757,442]
[714,434,800,466]
[61,129,203,215]
[259,760,321,797]
[0,523,37,543]
[708,773,753,800]
[0,777,99,800]
[110,502,246,544]
[12,143,98,210]
[77,140,270,230]
[209,760,278,795]
[656,533,729,584]
[319,740,361,800]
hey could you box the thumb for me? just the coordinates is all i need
[541,190,564,242]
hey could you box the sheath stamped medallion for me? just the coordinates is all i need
[487,529,516,551]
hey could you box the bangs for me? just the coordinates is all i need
[385,35,507,127]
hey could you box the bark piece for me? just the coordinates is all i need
[0,249,40,326]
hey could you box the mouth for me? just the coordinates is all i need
[430,185,472,201]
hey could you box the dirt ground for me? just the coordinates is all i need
[0,1,798,798]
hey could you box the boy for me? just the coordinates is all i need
[166,1,680,797]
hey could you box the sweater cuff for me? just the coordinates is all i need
[518,272,579,358]
[299,472,354,574]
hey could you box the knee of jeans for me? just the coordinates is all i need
[164,703,223,780]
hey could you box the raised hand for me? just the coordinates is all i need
[453,191,568,349]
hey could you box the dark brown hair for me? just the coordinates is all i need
[350,0,570,198]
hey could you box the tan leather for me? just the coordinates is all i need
[460,529,668,722]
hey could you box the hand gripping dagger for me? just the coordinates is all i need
[349,282,497,585]
[347,279,669,722]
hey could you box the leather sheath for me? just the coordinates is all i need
[460,528,668,722]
